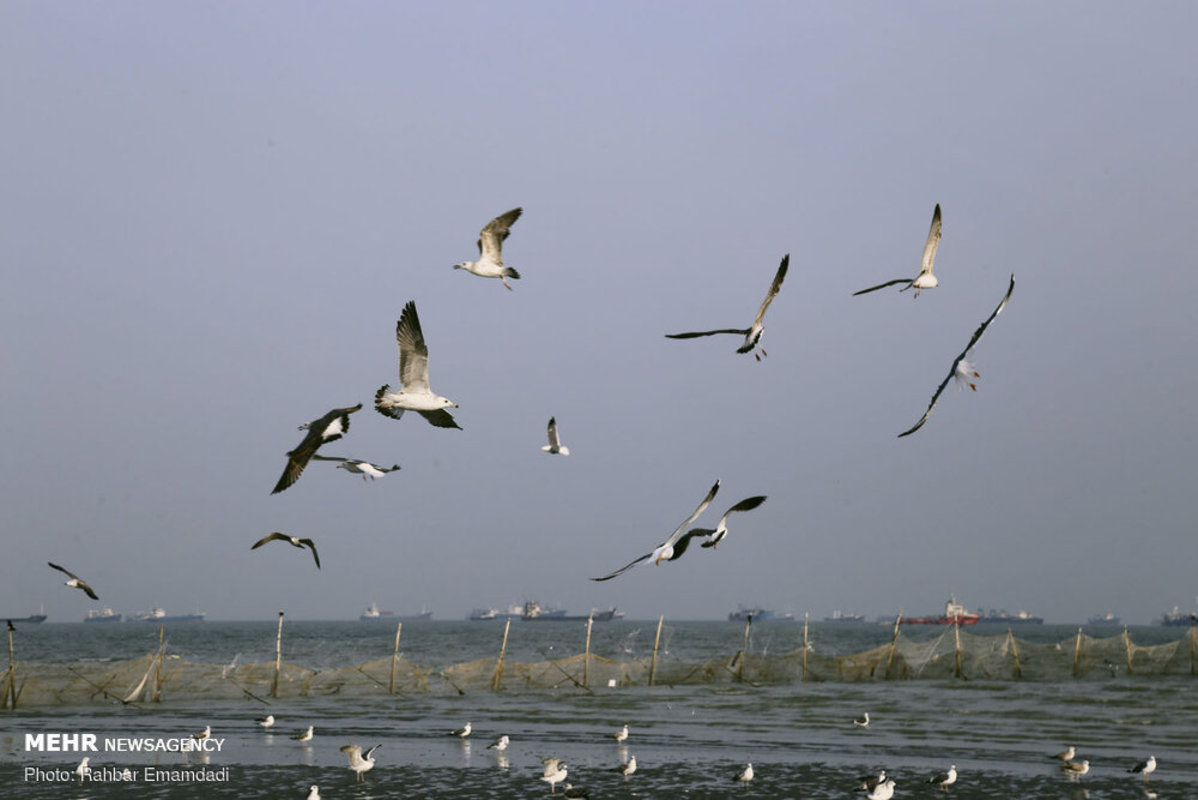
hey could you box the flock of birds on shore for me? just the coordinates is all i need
[42,205,1030,795]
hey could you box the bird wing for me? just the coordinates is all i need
[299,538,321,569]
[48,561,79,581]
[665,328,748,339]
[661,479,722,550]
[722,495,768,521]
[916,203,942,280]
[477,207,522,259]
[305,404,362,443]
[340,744,362,762]
[751,254,789,328]
[310,455,350,463]
[898,274,1014,438]
[591,552,654,582]
[417,408,462,429]
[546,417,561,449]
[273,405,362,494]
[251,532,290,550]
[78,581,99,600]
[853,277,912,296]
[669,529,713,560]
[395,301,431,393]
[364,744,381,759]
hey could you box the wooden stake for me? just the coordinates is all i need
[491,618,511,691]
[271,611,284,698]
[4,620,16,709]
[1072,627,1083,678]
[953,619,963,679]
[153,623,164,702]
[801,612,809,682]
[737,612,753,681]
[583,613,593,688]
[1123,626,1134,676]
[1007,627,1022,678]
[649,615,664,686]
[1190,621,1196,677]
[884,611,902,677]
[388,622,403,695]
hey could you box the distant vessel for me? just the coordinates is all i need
[4,604,47,624]
[522,601,623,622]
[728,606,795,622]
[977,609,1044,624]
[83,608,122,623]
[1158,606,1197,627]
[824,610,866,623]
[132,608,205,623]
[468,602,525,621]
[1086,612,1121,626]
[902,598,980,625]
[360,603,432,622]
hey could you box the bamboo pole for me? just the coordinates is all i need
[801,612,809,682]
[388,622,403,694]
[583,613,594,688]
[884,611,902,677]
[1190,622,1196,677]
[4,620,16,709]
[153,623,164,702]
[1072,627,1083,678]
[953,619,963,679]
[491,618,511,691]
[737,612,753,682]
[1007,627,1022,679]
[271,611,284,698]
[649,615,664,686]
[1123,626,1134,676]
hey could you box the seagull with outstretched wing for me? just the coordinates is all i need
[697,495,767,550]
[48,562,99,600]
[854,204,942,296]
[592,480,721,581]
[541,416,570,455]
[311,455,401,481]
[666,254,789,360]
[453,208,523,290]
[898,274,1015,438]
[272,404,363,494]
[375,301,461,429]
[251,532,321,569]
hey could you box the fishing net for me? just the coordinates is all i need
[3,626,1194,708]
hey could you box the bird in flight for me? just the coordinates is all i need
[592,480,721,581]
[853,204,942,297]
[541,416,570,455]
[272,404,363,494]
[898,274,1015,437]
[251,532,321,569]
[453,207,523,290]
[665,254,789,360]
[48,562,99,600]
[375,301,461,429]
[311,455,401,481]
[696,495,767,550]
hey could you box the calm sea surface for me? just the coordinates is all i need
[2,620,1195,798]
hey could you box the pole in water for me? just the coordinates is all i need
[4,620,16,709]
[953,619,963,679]
[154,623,165,702]
[389,621,403,694]
[584,613,594,688]
[884,611,902,677]
[492,618,511,691]
[272,611,284,698]
[1123,626,1134,676]
[1007,627,1022,679]
[737,613,752,681]
[1072,627,1083,678]
[649,615,664,686]
[801,612,809,682]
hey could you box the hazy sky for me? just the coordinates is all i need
[3,2,1196,625]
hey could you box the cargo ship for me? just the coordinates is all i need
[4,604,47,624]
[901,598,980,625]
[728,606,796,622]
[83,608,122,623]
[131,608,205,623]
[1158,606,1197,627]
[360,603,432,621]
[977,609,1044,624]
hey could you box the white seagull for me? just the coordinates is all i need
[306,786,321,800]
[487,734,510,752]
[898,273,1015,438]
[340,743,380,783]
[251,532,321,569]
[857,769,887,791]
[256,714,275,729]
[853,712,870,728]
[272,404,363,494]
[1061,759,1090,780]
[617,755,637,780]
[853,204,942,297]
[453,207,523,290]
[696,495,768,550]
[48,562,99,600]
[1050,746,1076,762]
[866,778,896,800]
[75,757,91,779]
[541,417,570,455]
[374,301,461,429]
[666,254,789,360]
[542,761,568,793]
[736,763,754,782]
[1128,755,1157,780]
[929,764,957,792]
[192,725,211,740]
[562,783,589,799]
[291,725,314,743]
[592,480,721,581]
[311,455,401,481]
[448,721,472,739]
[611,724,629,743]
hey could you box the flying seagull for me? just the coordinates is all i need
[928,765,957,792]
[453,207,523,290]
[272,404,363,494]
[541,417,570,455]
[898,273,1015,438]
[1128,755,1157,780]
[375,301,461,429]
[251,532,321,569]
[311,455,401,481]
[853,204,942,296]
[592,480,721,581]
[665,254,789,360]
[48,562,98,600]
[697,495,767,550]
[340,743,380,783]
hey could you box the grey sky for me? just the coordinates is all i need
[3,2,1195,624]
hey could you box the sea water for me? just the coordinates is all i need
[1,621,1195,798]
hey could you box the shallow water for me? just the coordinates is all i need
[2,621,1195,798]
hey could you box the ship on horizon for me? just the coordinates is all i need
[900,598,980,625]
[360,602,432,622]
[728,606,796,622]
[83,608,122,623]
[132,607,205,623]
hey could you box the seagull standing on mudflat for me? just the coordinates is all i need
[487,735,510,752]
[340,744,380,783]
[866,778,896,800]
[1128,755,1157,780]
[256,714,275,729]
[736,763,754,782]
[311,455,401,481]
[453,207,523,290]
[854,204,942,297]
[271,404,363,494]
[251,532,321,569]
[448,721,472,739]
[898,274,1015,438]
[1050,746,1076,762]
[666,254,789,360]
[291,725,314,743]
[541,417,570,455]
[542,761,568,793]
[374,301,461,429]
[48,562,99,600]
[592,480,721,581]
[696,495,767,550]
[929,764,957,792]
